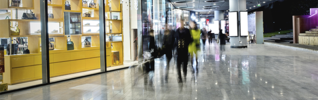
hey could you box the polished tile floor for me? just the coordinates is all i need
[1,42,318,100]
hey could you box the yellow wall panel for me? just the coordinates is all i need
[12,66,35,83]
[71,51,86,60]
[11,56,35,68]
[34,65,42,79]
[85,50,100,58]
[86,58,100,70]
[53,52,72,62]
[34,55,42,65]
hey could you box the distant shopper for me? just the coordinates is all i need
[201,28,207,48]
[208,30,214,44]
[175,19,192,83]
[189,21,200,74]
[219,29,226,51]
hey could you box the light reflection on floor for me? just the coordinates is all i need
[1,41,318,100]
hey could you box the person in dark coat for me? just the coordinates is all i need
[143,30,157,73]
[162,24,175,81]
[219,29,226,51]
[175,19,192,83]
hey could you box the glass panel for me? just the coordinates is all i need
[106,0,124,71]
[49,0,101,82]
[0,0,43,92]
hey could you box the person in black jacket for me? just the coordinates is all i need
[143,29,157,73]
[162,25,175,81]
[219,29,226,51]
[175,19,192,83]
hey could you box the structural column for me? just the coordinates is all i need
[229,0,248,48]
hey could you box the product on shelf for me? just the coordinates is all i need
[65,1,71,10]
[10,24,20,36]
[11,0,21,7]
[83,0,88,7]
[22,10,37,19]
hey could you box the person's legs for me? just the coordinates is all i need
[182,55,189,81]
[176,57,182,82]
[165,54,172,81]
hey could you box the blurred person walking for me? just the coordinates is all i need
[142,24,157,85]
[201,28,207,49]
[219,29,226,51]
[162,24,175,82]
[175,19,192,83]
[188,21,200,74]
[208,30,214,44]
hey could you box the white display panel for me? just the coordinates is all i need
[221,20,226,33]
[240,12,248,36]
[229,12,238,36]
[213,21,219,34]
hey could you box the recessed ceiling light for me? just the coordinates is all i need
[263,1,265,3]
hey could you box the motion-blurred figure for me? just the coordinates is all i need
[208,30,214,44]
[188,21,200,74]
[201,28,207,49]
[175,19,192,83]
[219,29,226,51]
[143,25,157,85]
[162,24,175,82]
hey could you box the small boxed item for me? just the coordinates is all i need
[0,83,8,92]
[112,51,119,65]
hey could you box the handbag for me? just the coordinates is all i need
[89,1,96,8]
[84,12,91,17]
[48,13,54,18]
[67,41,74,50]
[84,38,91,47]
[65,1,71,10]
[10,25,20,36]
[22,10,37,19]
[49,42,54,50]
[23,49,30,54]
[82,0,88,7]
[11,0,21,7]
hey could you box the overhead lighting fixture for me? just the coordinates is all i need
[213,3,216,5]
[257,4,261,7]
[263,1,266,3]
[174,1,193,3]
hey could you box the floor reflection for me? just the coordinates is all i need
[2,41,318,100]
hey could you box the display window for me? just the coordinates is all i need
[0,0,44,92]
[0,0,126,93]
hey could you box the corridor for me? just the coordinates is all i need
[1,42,318,100]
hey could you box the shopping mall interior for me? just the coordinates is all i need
[0,0,318,99]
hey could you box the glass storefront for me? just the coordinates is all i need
[0,0,130,93]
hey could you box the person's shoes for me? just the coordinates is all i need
[178,78,183,83]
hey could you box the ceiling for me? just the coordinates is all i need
[170,0,281,16]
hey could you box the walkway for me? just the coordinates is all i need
[1,42,318,100]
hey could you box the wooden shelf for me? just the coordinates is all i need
[110,41,122,43]
[7,19,40,22]
[106,33,122,34]
[7,7,34,9]
[64,10,82,13]
[82,33,100,36]
[106,19,122,21]
[83,25,99,27]
[82,17,99,20]
[82,7,99,10]
[48,18,63,22]
[48,4,63,8]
